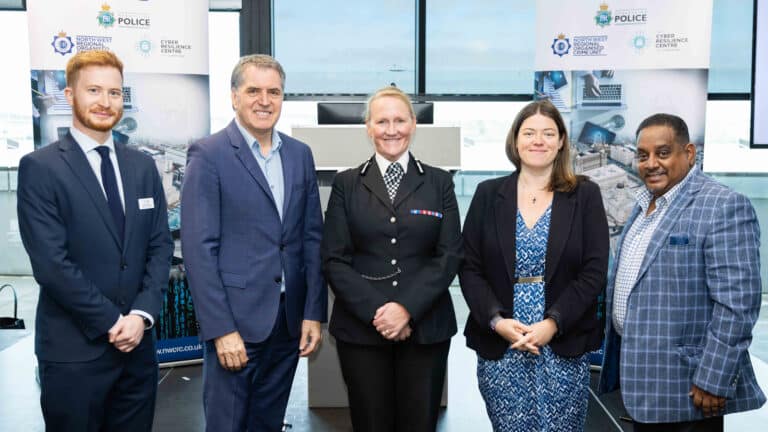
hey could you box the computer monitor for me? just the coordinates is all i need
[577,121,617,145]
[317,102,434,125]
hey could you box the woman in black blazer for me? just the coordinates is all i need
[321,86,463,432]
[460,100,609,431]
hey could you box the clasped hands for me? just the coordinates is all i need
[108,314,146,353]
[494,317,558,355]
[373,302,412,341]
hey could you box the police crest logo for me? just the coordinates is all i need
[51,30,74,56]
[551,33,572,57]
[594,3,612,27]
[97,3,116,28]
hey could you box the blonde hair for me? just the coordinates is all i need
[363,86,415,123]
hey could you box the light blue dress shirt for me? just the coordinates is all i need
[235,120,286,292]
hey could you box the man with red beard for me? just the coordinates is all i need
[16,50,172,431]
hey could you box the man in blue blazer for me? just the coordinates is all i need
[181,54,326,431]
[17,50,173,431]
[599,113,765,431]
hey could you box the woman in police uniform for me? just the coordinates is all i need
[321,86,463,432]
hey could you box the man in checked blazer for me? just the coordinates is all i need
[599,113,765,431]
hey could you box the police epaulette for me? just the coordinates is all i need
[359,156,375,176]
[413,157,425,175]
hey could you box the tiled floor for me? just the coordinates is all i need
[2,275,768,431]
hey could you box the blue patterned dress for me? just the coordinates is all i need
[477,207,590,432]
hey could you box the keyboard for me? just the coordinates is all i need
[582,84,622,106]
[122,87,134,110]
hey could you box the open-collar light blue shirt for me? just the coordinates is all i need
[235,119,285,221]
[235,119,286,293]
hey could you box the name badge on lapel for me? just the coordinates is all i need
[138,197,155,210]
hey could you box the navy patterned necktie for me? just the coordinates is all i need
[383,162,404,202]
[94,146,125,239]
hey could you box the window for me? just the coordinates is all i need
[709,0,753,93]
[0,11,30,274]
[270,0,751,96]
[0,0,23,10]
[209,11,240,131]
[0,11,33,166]
[274,0,416,94]
[426,0,535,94]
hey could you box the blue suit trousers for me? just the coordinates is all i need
[38,333,157,432]
[202,295,300,432]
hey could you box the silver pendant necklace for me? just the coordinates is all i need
[522,178,542,205]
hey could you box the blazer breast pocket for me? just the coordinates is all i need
[662,235,694,256]
[661,233,699,277]
[134,196,156,228]
[220,271,246,289]
[405,207,443,241]
[668,234,690,246]
[290,183,307,205]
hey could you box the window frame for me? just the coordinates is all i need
[8,0,752,101]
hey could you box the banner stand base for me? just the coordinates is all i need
[159,358,203,369]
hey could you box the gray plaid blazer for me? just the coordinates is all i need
[599,168,765,423]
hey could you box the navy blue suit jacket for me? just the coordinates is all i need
[181,121,326,344]
[17,132,173,362]
[460,173,609,359]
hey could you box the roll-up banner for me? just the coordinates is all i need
[535,0,713,364]
[26,0,210,365]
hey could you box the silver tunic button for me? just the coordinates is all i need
[390,216,396,223]
[392,280,398,287]
[391,259,397,265]
[391,238,397,244]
